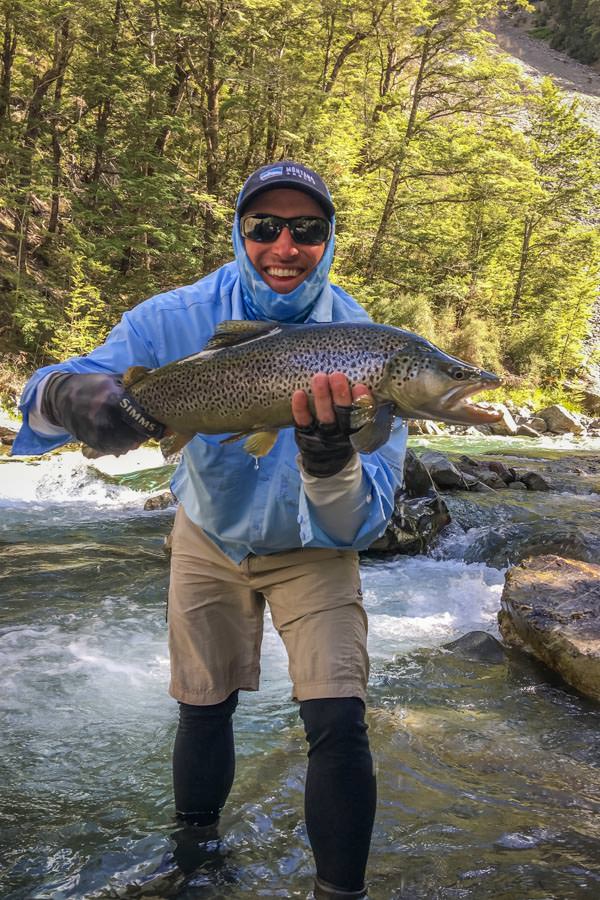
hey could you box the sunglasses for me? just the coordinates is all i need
[240,213,331,246]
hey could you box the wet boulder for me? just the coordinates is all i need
[536,404,584,435]
[527,416,548,433]
[419,450,468,489]
[367,492,451,555]
[519,471,551,492]
[144,491,177,511]
[462,522,600,569]
[443,631,507,664]
[0,426,16,446]
[403,449,436,497]
[499,555,600,701]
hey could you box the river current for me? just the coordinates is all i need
[1,436,599,899]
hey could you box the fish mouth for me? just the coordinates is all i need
[436,375,503,424]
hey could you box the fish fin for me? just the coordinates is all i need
[350,394,378,430]
[219,431,250,444]
[123,365,151,389]
[243,430,279,457]
[202,320,282,352]
[81,444,105,460]
[350,403,396,454]
[160,431,194,459]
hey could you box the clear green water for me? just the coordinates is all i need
[1,442,599,898]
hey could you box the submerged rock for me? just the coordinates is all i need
[443,631,507,664]
[462,522,600,569]
[499,555,600,701]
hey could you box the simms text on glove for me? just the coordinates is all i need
[42,372,165,456]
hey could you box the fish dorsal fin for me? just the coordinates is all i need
[202,320,281,352]
[123,365,151,388]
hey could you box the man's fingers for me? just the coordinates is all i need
[293,375,373,428]
[352,382,371,403]
[311,373,335,424]
[291,389,313,428]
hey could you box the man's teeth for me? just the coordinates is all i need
[266,267,302,277]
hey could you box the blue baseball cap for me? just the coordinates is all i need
[237,161,335,219]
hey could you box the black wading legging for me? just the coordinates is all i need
[172,694,376,892]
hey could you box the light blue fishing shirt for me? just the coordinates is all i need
[13,211,407,562]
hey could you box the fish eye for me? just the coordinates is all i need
[451,367,466,380]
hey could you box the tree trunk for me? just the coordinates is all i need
[511,217,534,322]
[0,15,17,123]
[13,17,72,270]
[366,30,431,275]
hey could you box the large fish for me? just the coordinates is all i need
[116,319,502,457]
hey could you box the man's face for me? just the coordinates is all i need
[242,188,328,294]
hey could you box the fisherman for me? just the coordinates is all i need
[12,162,408,899]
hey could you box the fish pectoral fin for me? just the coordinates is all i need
[81,444,106,460]
[122,365,151,388]
[202,320,282,352]
[350,402,396,454]
[219,431,250,444]
[350,394,378,430]
[160,431,194,459]
[243,430,279,457]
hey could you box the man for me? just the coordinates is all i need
[13,162,407,899]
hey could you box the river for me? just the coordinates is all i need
[2,435,600,899]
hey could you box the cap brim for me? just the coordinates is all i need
[238,180,335,219]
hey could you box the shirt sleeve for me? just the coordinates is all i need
[297,419,408,550]
[11,306,161,457]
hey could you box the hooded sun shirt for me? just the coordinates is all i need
[12,188,407,562]
[232,203,337,324]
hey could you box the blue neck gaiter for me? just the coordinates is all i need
[232,211,336,324]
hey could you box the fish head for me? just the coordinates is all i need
[386,341,503,425]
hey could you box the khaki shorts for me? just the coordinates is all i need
[167,506,368,705]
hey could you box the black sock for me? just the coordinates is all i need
[172,690,238,825]
[300,697,376,892]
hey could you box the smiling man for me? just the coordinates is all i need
[12,162,408,899]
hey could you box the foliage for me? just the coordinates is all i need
[0,0,598,398]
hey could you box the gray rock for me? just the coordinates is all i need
[443,631,507,664]
[0,426,16,446]
[508,480,528,491]
[536,404,584,435]
[144,491,178,511]
[419,450,468,489]
[403,449,436,498]
[528,416,548,433]
[516,424,540,438]
[477,470,508,489]
[474,424,493,435]
[498,555,600,701]
[488,403,519,436]
[520,471,551,492]
[366,493,451,555]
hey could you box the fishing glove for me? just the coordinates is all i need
[41,372,165,455]
[295,404,356,479]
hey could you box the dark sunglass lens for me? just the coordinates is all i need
[291,217,330,244]
[242,215,282,242]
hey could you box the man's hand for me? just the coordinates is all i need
[42,373,164,456]
[292,372,372,478]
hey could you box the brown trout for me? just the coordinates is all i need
[115,319,502,457]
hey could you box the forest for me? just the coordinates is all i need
[531,0,600,65]
[0,0,598,408]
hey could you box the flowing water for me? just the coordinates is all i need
[1,437,600,899]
